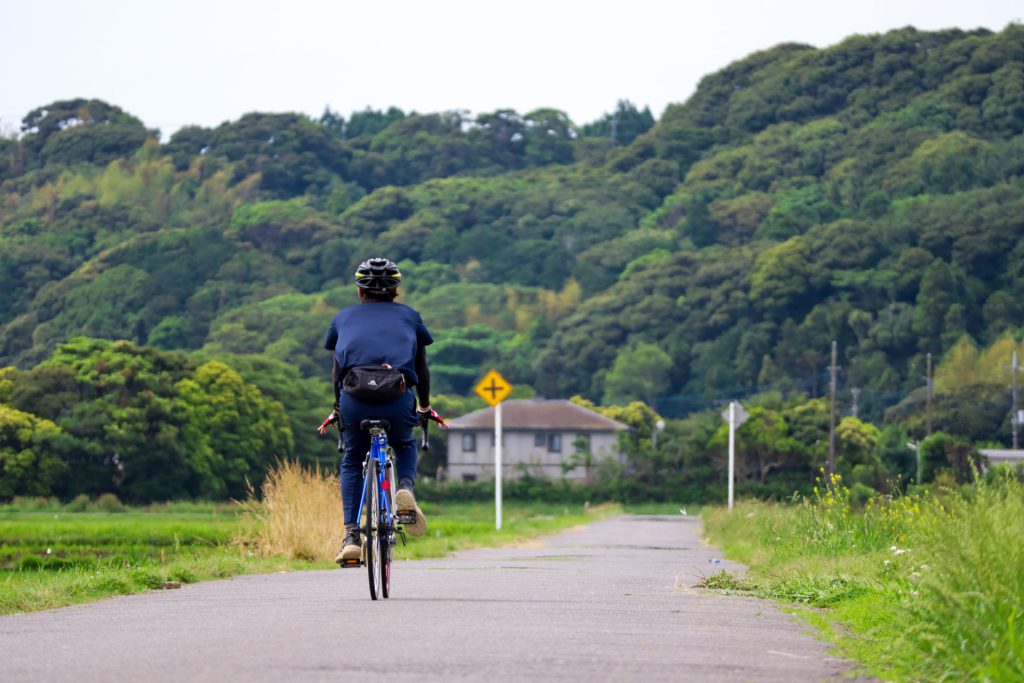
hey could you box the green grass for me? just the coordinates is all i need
[0,507,300,614]
[0,500,616,614]
[702,473,1024,682]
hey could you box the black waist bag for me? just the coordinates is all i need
[343,365,407,403]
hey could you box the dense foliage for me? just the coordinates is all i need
[0,339,291,501]
[2,25,1023,500]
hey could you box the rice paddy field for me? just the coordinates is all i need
[0,475,618,615]
[0,501,293,614]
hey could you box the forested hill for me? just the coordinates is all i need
[2,24,1023,425]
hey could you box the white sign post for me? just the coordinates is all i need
[728,402,735,511]
[495,401,503,530]
[474,369,512,531]
[720,401,749,512]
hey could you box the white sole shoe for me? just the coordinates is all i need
[395,489,427,536]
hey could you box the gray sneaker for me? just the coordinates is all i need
[335,529,362,563]
[395,487,427,536]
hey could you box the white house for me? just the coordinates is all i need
[445,399,630,482]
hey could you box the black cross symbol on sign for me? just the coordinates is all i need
[483,378,504,400]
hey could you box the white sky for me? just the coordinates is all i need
[1,1,1020,139]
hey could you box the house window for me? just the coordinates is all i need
[534,433,546,447]
[547,434,562,453]
[462,433,477,452]
[462,473,477,483]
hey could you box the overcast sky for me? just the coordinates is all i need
[2,1,1020,139]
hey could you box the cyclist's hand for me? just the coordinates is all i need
[417,406,448,430]
[317,409,340,435]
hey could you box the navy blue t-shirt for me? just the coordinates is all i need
[324,302,433,386]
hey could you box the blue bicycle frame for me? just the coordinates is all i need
[352,421,399,599]
[355,426,395,533]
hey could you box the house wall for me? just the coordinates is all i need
[445,429,621,482]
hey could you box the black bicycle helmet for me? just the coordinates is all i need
[354,257,402,293]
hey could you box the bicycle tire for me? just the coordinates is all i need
[366,460,382,600]
[382,460,395,598]
[381,526,391,598]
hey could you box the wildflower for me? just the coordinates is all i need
[910,572,922,579]
[883,560,891,566]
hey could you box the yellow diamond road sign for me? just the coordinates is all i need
[474,369,512,407]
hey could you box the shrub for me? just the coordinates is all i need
[65,494,92,512]
[94,493,125,513]
[7,496,60,512]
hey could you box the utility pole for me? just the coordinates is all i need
[926,352,934,437]
[828,341,838,482]
[1013,351,1020,450]
[850,388,861,419]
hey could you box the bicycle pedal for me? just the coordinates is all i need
[339,559,362,568]
[397,512,417,525]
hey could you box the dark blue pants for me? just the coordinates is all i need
[338,389,419,527]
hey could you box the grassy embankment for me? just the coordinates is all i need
[0,462,617,615]
[702,472,1023,682]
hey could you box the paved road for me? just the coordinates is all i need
[0,515,865,682]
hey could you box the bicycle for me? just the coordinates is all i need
[323,409,446,599]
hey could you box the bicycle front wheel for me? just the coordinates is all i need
[381,521,392,599]
[382,458,396,598]
[366,460,382,600]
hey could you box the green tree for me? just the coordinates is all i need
[176,360,293,498]
[580,100,655,145]
[602,342,672,404]
[523,108,576,166]
[0,404,67,499]
[913,259,960,353]
[20,98,153,166]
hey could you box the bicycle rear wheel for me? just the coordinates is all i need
[366,461,382,600]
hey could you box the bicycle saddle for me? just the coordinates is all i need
[360,419,391,431]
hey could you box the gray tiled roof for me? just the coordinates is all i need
[980,449,1024,461]
[446,399,630,431]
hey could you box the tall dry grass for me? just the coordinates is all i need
[238,460,343,562]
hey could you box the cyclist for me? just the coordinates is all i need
[323,257,438,564]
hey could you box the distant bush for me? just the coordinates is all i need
[65,494,92,511]
[94,493,125,513]
[4,496,61,512]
